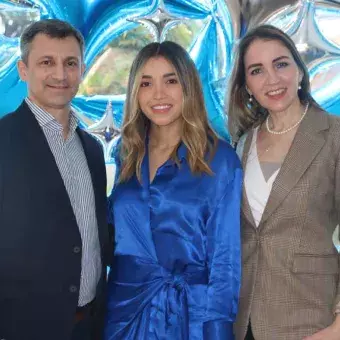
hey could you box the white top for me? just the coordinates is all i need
[244,127,280,227]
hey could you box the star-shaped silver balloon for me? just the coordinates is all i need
[238,0,340,107]
[239,0,299,32]
[261,1,327,63]
[128,0,185,42]
[240,0,340,61]
[85,100,121,161]
[259,0,340,107]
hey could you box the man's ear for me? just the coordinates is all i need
[17,60,28,81]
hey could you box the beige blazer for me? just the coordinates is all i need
[234,106,340,340]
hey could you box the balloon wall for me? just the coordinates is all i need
[1,0,340,184]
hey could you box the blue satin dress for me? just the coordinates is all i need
[105,139,242,340]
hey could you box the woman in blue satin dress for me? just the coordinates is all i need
[105,41,242,340]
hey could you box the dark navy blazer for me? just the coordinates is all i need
[0,101,111,340]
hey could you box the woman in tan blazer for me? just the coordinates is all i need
[227,25,340,340]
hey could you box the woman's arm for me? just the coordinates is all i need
[303,141,340,340]
[204,166,242,339]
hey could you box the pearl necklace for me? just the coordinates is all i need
[266,103,309,135]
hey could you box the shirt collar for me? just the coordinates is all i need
[145,134,187,164]
[25,97,78,133]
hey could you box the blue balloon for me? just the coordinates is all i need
[1,0,340,144]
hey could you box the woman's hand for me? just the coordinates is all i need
[303,315,340,340]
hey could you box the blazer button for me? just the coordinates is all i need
[69,285,78,293]
[73,246,81,253]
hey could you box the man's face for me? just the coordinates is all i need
[18,33,85,112]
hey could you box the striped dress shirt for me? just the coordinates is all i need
[26,98,101,307]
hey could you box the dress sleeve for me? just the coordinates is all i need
[203,167,242,340]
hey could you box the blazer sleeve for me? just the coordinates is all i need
[0,124,7,223]
[203,167,242,339]
[333,149,340,314]
[0,145,3,218]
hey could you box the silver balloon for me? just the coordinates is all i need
[128,0,185,42]
[235,0,340,58]
[225,0,241,40]
[229,0,340,108]
[83,99,120,195]
[239,0,300,31]
[85,100,120,161]
[309,55,340,107]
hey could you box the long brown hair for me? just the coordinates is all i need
[226,24,321,143]
[119,41,218,183]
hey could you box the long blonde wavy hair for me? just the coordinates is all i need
[119,41,218,183]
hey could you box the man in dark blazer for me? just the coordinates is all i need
[0,19,111,340]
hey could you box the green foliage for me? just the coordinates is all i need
[165,21,202,49]
[109,26,154,49]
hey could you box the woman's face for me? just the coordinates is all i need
[244,38,303,114]
[137,56,183,128]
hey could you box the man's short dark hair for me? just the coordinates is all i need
[20,19,85,64]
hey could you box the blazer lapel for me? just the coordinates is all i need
[260,106,329,225]
[17,101,77,223]
[241,129,257,228]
